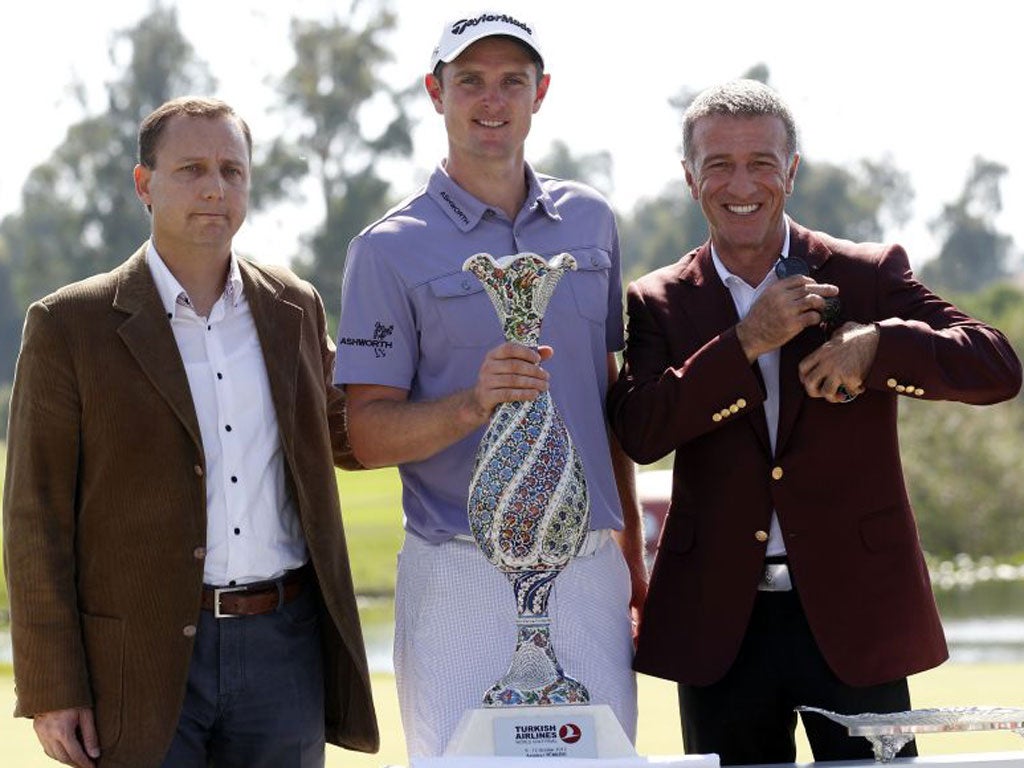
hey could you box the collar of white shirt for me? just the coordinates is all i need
[710,216,792,287]
[145,240,244,316]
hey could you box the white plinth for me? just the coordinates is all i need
[413,756,718,768]
[748,752,1024,767]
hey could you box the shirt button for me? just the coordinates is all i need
[736,399,747,409]
[914,388,925,396]
[729,404,739,414]
[896,385,906,393]
[755,530,769,543]
[183,625,197,638]
[771,466,784,480]
[461,279,471,291]
[193,547,206,560]
[712,413,722,423]
[193,465,204,477]
[887,378,898,389]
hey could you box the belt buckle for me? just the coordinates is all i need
[213,585,248,619]
[759,563,792,592]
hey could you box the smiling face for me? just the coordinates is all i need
[425,36,549,174]
[684,113,799,270]
[133,113,250,264]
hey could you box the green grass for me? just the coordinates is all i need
[335,466,404,596]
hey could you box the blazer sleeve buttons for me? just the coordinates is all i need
[886,378,925,397]
[711,398,748,423]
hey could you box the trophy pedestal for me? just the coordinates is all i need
[444,704,636,759]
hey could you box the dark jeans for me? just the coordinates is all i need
[679,588,916,766]
[161,585,325,768]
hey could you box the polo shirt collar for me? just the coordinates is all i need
[524,163,561,221]
[427,161,561,231]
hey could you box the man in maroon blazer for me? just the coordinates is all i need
[607,79,1022,765]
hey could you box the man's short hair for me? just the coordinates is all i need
[138,96,252,169]
[682,79,798,165]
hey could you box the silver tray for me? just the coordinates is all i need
[796,706,1024,762]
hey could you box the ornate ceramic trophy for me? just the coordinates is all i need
[463,251,590,707]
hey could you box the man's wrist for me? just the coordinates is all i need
[735,321,766,363]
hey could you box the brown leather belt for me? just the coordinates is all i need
[202,567,306,618]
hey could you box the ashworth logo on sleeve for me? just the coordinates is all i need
[450,13,532,36]
[338,321,394,359]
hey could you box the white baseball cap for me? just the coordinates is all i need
[429,11,544,71]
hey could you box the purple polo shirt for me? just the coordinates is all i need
[335,163,625,543]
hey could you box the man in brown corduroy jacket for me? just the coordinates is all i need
[3,96,378,767]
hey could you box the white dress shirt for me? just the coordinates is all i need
[147,243,307,585]
[710,221,791,558]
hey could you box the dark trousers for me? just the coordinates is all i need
[679,588,916,766]
[161,585,326,768]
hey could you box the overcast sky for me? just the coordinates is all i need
[1,0,1020,270]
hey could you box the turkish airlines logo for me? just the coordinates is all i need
[558,723,582,744]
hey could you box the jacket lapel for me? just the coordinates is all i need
[113,246,203,449]
[239,260,302,455]
[680,245,772,455]
[776,224,834,455]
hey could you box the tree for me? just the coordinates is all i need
[788,156,913,244]
[535,140,614,198]
[0,240,19,388]
[273,3,415,315]
[0,5,216,311]
[919,157,1016,293]
[619,181,706,281]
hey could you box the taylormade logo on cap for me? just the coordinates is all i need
[450,13,532,36]
[430,11,543,71]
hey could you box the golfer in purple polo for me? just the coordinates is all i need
[334,12,646,757]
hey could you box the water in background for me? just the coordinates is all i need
[2,577,1023,671]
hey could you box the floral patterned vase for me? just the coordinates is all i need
[462,252,591,707]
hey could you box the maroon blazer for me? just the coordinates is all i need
[608,221,1022,688]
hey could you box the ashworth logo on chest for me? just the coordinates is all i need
[339,321,394,359]
[450,14,532,36]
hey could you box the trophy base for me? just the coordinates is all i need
[444,703,636,759]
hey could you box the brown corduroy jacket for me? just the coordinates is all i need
[2,245,379,766]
